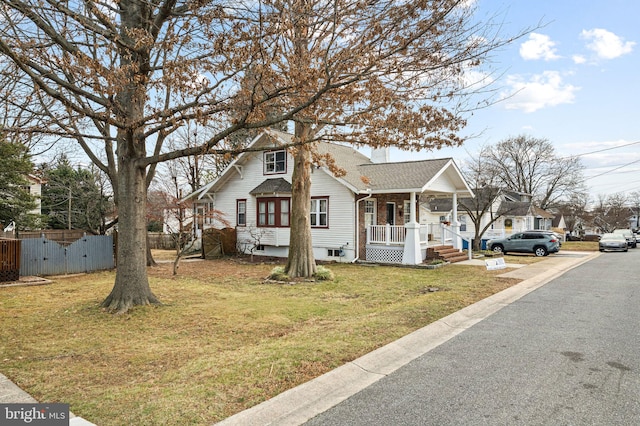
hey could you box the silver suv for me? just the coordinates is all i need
[487,231,561,257]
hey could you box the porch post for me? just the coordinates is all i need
[452,192,462,250]
[402,192,422,265]
[385,223,391,246]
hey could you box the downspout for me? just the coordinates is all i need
[353,189,373,263]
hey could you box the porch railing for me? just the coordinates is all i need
[366,223,472,261]
[368,224,441,245]
[367,224,405,245]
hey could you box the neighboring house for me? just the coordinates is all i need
[421,188,556,244]
[26,174,44,216]
[500,203,555,232]
[627,210,640,231]
[2,174,45,234]
[550,211,567,232]
[187,130,473,265]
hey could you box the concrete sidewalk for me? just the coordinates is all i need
[0,373,38,404]
[216,251,600,426]
[0,373,96,425]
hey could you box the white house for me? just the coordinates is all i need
[187,130,474,265]
[26,174,44,216]
[421,188,557,246]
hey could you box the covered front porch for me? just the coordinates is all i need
[359,192,472,265]
[353,157,474,265]
[365,222,453,264]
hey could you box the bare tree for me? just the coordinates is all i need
[628,191,640,231]
[485,135,586,209]
[237,225,267,263]
[0,0,527,310]
[591,193,629,233]
[160,191,194,277]
[460,147,524,250]
[555,192,590,238]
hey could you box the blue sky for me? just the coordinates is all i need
[388,0,640,199]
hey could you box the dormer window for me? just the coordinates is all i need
[264,150,286,174]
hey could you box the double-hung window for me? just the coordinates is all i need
[364,199,376,227]
[264,150,286,174]
[310,198,328,228]
[403,200,412,224]
[280,199,290,227]
[236,200,246,226]
[257,198,290,227]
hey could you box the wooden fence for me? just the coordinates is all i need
[0,239,21,282]
[147,232,178,250]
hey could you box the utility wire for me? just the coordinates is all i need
[564,140,640,159]
[585,158,640,180]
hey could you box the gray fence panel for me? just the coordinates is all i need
[64,237,86,274]
[66,235,114,273]
[20,237,67,276]
[19,235,114,276]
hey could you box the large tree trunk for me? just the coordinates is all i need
[101,159,160,313]
[285,125,317,278]
[101,2,159,312]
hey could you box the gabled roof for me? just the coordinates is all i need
[498,201,531,216]
[187,131,287,200]
[499,202,554,219]
[358,158,455,193]
[316,142,471,195]
[188,130,473,199]
[315,142,372,192]
[502,190,532,202]
[531,206,555,219]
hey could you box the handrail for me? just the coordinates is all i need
[441,224,473,260]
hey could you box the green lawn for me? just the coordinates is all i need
[0,258,532,425]
[561,241,599,251]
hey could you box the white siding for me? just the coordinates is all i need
[26,177,42,215]
[310,168,356,261]
[204,151,357,262]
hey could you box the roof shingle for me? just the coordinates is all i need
[249,178,292,195]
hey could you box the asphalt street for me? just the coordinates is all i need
[305,250,640,425]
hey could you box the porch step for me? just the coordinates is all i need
[426,245,468,264]
[444,253,470,263]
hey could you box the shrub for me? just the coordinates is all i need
[267,265,335,282]
[314,266,335,281]
[268,266,289,281]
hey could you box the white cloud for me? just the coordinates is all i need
[460,67,495,91]
[458,0,477,8]
[500,71,579,113]
[580,28,635,60]
[519,33,560,61]
[572,54,586,64]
